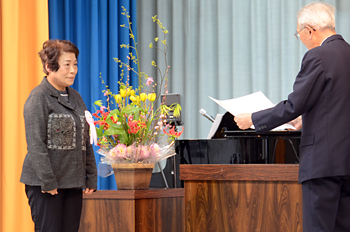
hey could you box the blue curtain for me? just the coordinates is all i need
[48,0,138,190]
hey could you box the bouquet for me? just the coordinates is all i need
[88,7,183,166]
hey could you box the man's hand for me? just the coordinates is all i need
[84,188,95,195]
[234,113,253,130]
[289,116,302,131]
[42,189,58,195]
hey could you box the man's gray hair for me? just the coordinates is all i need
[297,2,335,31]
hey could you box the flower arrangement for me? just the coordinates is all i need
[91,7,183,165]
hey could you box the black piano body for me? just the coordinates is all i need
[177,112,301,164]
[177,132,301,165]
[150,112,301,188]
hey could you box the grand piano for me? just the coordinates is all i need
[150,112,301,188]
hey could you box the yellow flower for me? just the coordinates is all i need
[151,61,156,67]
[130,95,140,103]
[154,37,159,42]
[149,43,153,48]
[126,88,132,96]
[140,93,147,102]
[114,94,122,103]
[148,93,156,102]
[130,89,136,96]
[120,89,126,97]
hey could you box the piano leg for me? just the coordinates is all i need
[171,156,177,188]
[158,162,169,188]
[262,138,269,164]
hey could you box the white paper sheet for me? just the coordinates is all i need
[207,114,224,139]
[209,91,296,131]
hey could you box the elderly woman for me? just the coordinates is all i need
[20,39,97,232]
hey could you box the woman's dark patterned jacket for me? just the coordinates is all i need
[20,77,97,191]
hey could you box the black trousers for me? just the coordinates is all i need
[25,185,83,232]
[302,176,350,232]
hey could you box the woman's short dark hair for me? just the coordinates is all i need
[38,39,79,75]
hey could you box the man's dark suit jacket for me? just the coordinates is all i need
[252,35,350,183]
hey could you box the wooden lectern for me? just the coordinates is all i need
[180,164,302,232]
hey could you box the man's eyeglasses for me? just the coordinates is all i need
[294,26,316,40]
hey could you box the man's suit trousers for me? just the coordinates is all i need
[302,176,350,232]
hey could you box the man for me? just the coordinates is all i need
[234,2,350,232]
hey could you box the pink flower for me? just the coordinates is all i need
[150,143,160,157]
[146,77,154,86]
[126,144,135,158]
[109,144,127,160]
[137,145,150,159]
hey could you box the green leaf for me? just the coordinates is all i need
[103,127,126,136]
[94,100,103,107]
[134,109,140,120]
[118,133,129,145]
[109,109,120,118]
[96,126,104,138]
[121,104,140,114]
[173,104,182,117]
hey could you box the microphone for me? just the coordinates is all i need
[199,109,215,123]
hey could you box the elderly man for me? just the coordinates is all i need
[234,2,350,232]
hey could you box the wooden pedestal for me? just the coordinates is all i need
[180,164,302,232]
[79,189,184,232]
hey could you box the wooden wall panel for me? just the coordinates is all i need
[184,180,302,232]
[180,164,299,181]
[135,197,184,232]
[79,199,135,232]
[181,164,302,232]
[79,189,184,232]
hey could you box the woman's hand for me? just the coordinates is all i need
[42,189,58,195]
[84,188,95,195]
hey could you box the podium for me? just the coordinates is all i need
[79,189,184,232]
[180,164,303,232]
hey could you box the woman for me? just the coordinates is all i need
[20,39,97,232]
